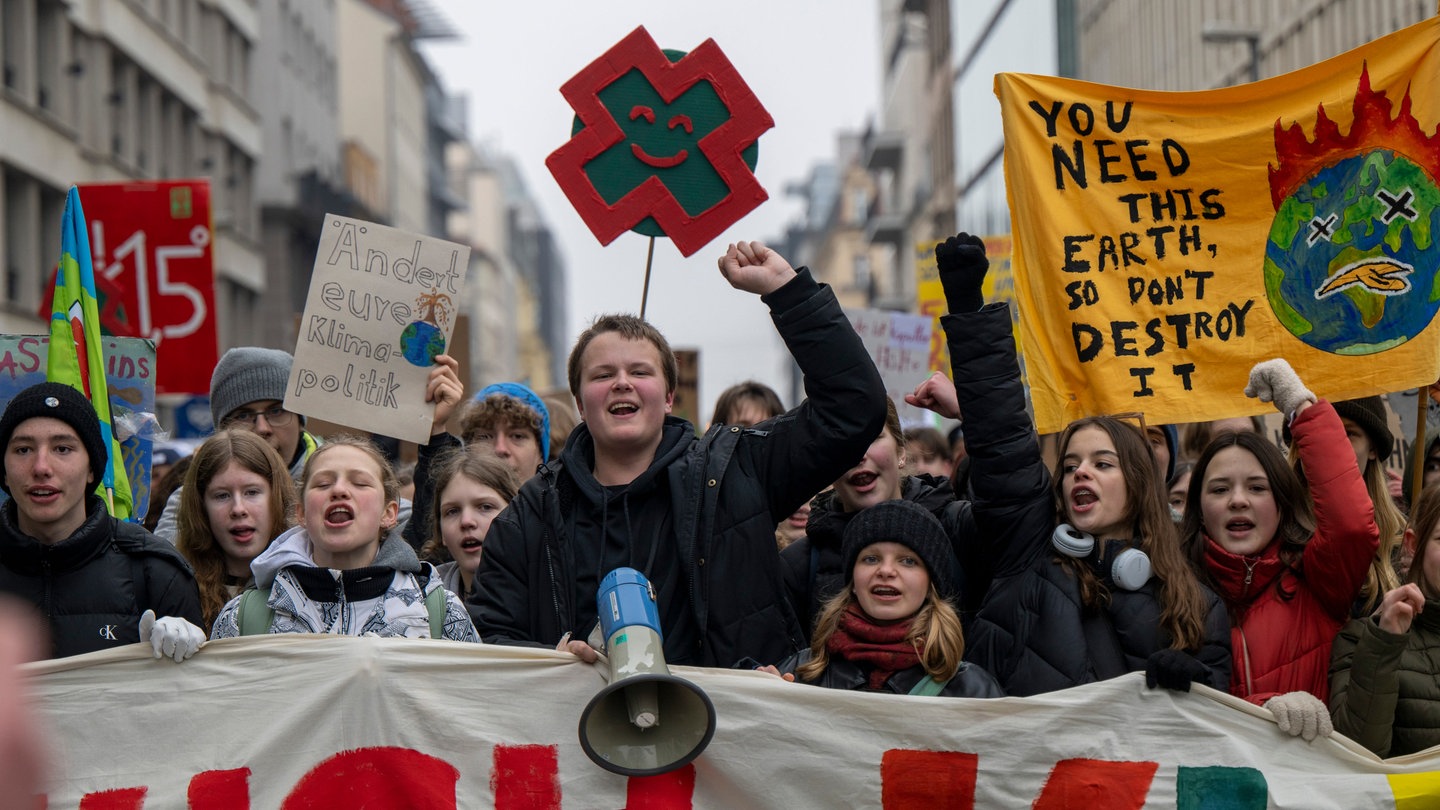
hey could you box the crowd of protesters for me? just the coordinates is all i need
[1,235,1435,759]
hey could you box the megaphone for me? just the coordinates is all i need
[578,567,717,777]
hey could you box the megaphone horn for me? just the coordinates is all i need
[578,568,717,777]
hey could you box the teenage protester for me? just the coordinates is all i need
[1181,417,1265,464]
[765,500,1002,697]
[540,390,579,463]
[907,233,1231,698]
[1422,434,1440,493]
[401,375,545,553]
[154,347,323,542]
[710,380,785,429]
[1330,484,1440,757]
[0,382,204,660]
[780,398,972,634]
[175,430,296,633]
[1168,461,1194,523]
[1182,359,1378,740]
[210,436,477,641]
[903,427,952,479]
[471,240,887,668]
[420,448,519,599]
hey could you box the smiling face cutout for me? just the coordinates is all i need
[571,52,759,238]
[547,27,772,256]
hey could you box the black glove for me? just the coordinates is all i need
[934,232,989,314]
[1144,648,1209,692]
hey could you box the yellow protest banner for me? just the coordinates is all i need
[996,18,1440,433]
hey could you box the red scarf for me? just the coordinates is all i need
[826,605,921,690]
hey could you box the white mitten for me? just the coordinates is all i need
[138,609,206,663]
[1244,359,1316,416]
[1264,691,1333,741]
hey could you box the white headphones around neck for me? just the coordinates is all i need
[1052,524,1152,591]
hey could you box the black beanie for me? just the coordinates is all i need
[841,500,959,602]
[1332,396,1393,462]
[0,382,107,494]
[1284,395,1393,462]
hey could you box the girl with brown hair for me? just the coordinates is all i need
[176,430,296,632]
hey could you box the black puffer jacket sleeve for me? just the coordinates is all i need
[942,303,1054,589]
[748,268,887,521]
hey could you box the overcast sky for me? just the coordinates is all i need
[420,2,881,423]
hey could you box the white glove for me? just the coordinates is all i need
[1264,691,1333,741]
[138,609,206,663]
[1244,359,1316,417]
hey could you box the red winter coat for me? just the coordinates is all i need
[1202,401,1377,705]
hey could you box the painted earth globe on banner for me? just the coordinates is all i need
[1264,148,1440,356]
[399,320,445,367]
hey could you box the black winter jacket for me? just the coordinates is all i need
[947,304,1231,696]
[469,269,887,668]
[0,496,202,659]
[780,476,981,634]
[775,648,1004,698]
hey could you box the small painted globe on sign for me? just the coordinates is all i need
[1263,149,1440,356]
[399,321,445,367]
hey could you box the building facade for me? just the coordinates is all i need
[1,0,263,349]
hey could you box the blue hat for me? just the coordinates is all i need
[475,382,551,461]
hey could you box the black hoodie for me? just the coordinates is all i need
[470,268,888,668]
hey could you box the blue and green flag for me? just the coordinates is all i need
[48,186,132,518]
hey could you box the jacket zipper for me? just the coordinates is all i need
[335,576,348,635]
[542,471,565,635]
[1238,556,1259,696]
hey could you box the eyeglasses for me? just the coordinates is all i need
[1107,411,1151,436]
[224,405,295,428]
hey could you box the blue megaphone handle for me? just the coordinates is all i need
[597,567,662,642]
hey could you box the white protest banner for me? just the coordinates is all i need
[27,638,1440,808]
[287,216,470,443]
[848,307,936,429]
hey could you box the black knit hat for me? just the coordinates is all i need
[0,382,107,494]
[1333,396,1393,462]
[841,500,958,601]
[1284,395,1393,462]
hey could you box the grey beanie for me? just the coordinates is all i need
[210,347,294,426]
[841,500,959,602]
[0,382,108,493]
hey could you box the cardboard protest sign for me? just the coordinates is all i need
[64,180,217,396]
[0,335,156,518]
[547,25,773,257]
[27,639,1440,807]
[287,216,470,443]
[996,18,1440,433]
[848,307,936,428]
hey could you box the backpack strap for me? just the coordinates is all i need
[237,587,274,636]
[424,586,446,638]
[908,674,946,697]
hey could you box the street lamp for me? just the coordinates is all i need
[1202,22,1262,84]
